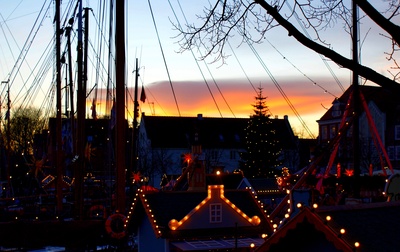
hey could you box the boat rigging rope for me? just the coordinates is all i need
[4,0,80,123]
[171,0,230,118]
[18,0,79,122]
[137,69,169,116]
[18,40,54,110]
[0,13,18,78]
[147,0,181,116]
[265,39,338,99]
[227,41,258,95]
[208,1,316,138]
[284,1,346,93]
[245,36,316,139]
[89,5,106,119]
[0,0,51,101]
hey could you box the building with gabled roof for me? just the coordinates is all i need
[317,85,400,172]
[255,200,400,252]
[127,185,273,252]
[137,113,299,187]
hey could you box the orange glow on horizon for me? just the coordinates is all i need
[85,79,342,138]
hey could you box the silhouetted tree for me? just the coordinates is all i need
[176,1,400,92]
[1,107,45,196]
[6,107,45,155]
[241,87,281,178]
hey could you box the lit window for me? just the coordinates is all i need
[210,204,222,223]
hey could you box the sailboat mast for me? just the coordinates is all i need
[115,0,126,214]
[350,0,363,200]
[55,0,63,214]
[65,26,75,153]
[75,0,84,219]
[84,8,90,97]
[131,58,139,174]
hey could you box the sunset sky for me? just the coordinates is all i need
[0,1,394,138]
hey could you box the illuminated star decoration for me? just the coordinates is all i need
[344,169,354,177]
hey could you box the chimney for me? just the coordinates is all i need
[197,114,203,120]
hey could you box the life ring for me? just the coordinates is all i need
[88,205,107,219]
[105,213,127,239]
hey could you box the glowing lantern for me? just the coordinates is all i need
[168,219,179,230]
[344,169,354,177]
[183,153,192,166]
[251,216,261,225]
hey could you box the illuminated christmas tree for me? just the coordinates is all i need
[241,87,282,178]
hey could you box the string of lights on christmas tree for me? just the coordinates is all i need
[241,87,282,178]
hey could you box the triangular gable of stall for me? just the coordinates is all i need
[168,185,262,231]
[256,207,353,252]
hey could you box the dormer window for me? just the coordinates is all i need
[331,99,342,117]
[210,203,222,223]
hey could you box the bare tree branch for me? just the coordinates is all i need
[254,0,400,92]
[355,0,400,45]
[176,0,400,92]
